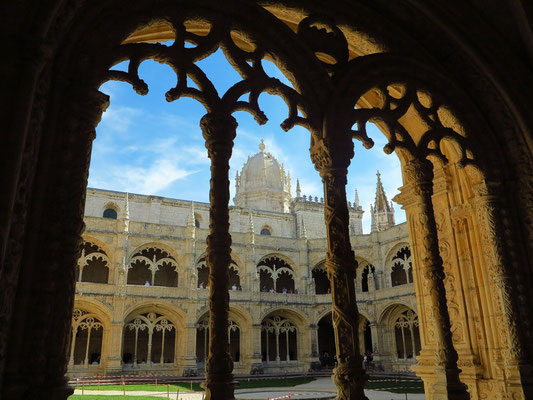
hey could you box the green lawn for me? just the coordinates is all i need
[75,377,314,393]
[367,379,424,394]
[236,377,314,389]
[69,396,164,400]
[74,383,201,392]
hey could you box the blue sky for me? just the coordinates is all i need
[91,49,405,233]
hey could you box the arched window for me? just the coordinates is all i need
[128,247,178,287]
[77,241,110,284]
[258,256,294,293]
[312,262,330,294]
[391,247,412,287]
[196,257,240,290]
[195,218,200,228]
[261,315,297,362]
[103,208,117,219]
[260,227,271,236]
[196,317,240,366]
[123,312,176,365]
[394,310,421,360]
[68,309,104,367]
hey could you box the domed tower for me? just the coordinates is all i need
[234,140,292,212]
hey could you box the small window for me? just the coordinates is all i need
[195,219,200,228]
[103,208,117,219]
[260,228,271,236]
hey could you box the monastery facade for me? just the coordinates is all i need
[69,143,419,377]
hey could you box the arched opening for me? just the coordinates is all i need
[78,241,109,284]
[394,309,421,360]
[261,313,298,364]
[5,3,531,400]
[128,247,178,287]
[360,264,375,293]
[122,311,176,367]
[68,309,104,368]
[390,246,412,287]
[257,256,295,293]
[196,316,240,369]
[197,257,240,290]
[312,261,330,294]
[260,227,271,235]
[317,313,335,368]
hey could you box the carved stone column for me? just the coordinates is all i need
[404,159,470,399]
[471,179,531,398]
[201,113,237,400]
[311,138,368,400]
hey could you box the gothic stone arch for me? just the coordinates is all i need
[2,2,533,400]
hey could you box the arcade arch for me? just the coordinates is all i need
[388,246,413,287]
[77,241,111,284]
[311,260,329,294]
[68,309,104,367]
[257,255,295,293]
[196,314,241,367]
[196,257,240,290]
[4,2,532,400]
[128,246,179,287]
[378,304,421,365]
[261,313,298,364]
[122,310,178,367]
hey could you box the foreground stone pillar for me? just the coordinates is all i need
[201,113,237,400]
[404,159,470,399]
[311,138,368,400]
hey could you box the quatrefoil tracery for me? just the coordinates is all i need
[98,11,483,175]
[102,16,315,134]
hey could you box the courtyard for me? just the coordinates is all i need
[69,376,425,400]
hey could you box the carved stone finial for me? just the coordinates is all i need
[296,179,301,198]
[259,138,265,152]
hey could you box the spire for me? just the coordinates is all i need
[259,138,266,152]
[371,171,395,232]
[300,216,307,238]
[296,179,301,198]
[354,188,360,208]
[374,170,390,212]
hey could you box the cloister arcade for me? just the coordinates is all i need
[128,247,179,287]
[2,2,532,400]
[258,256,295,293]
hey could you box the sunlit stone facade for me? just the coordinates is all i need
[70,145,418,377]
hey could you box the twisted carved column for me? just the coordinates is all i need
[311,138,368,400]
[404,159,470,399]
[201,113,237,400]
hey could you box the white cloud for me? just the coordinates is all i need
[99,106,143,133]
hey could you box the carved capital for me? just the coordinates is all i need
[310,137,353,178]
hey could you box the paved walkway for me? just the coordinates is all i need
[72,377,425,399]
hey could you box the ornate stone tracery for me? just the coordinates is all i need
[123,312,176,366]
[261,315,298,363]
[69,309,104,368]
[77,241,111,284]
[128,247,179,287]
[2,1,533,400]
[257,255,295,293]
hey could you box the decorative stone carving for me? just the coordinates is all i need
[311,137,369,400]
